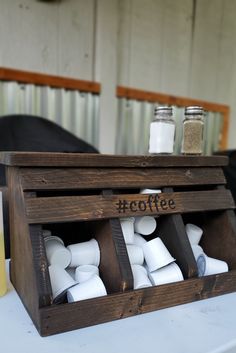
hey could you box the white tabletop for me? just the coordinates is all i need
[1,260,236,353]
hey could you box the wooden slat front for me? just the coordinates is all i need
[0,152,228,167]
[20,167,226,190]
[25,189,235,224]
[39,270,236,335]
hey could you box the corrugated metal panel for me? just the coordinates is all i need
[203,112,223,155]
[0,81,99,148]
[116,98,224,155]
[116,99,153,155]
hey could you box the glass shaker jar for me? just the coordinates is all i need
[149,106,175,154]
[181,106,204,155]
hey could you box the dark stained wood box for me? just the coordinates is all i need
[1,152,236,336]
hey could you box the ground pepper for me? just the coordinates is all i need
[181,106,204,155]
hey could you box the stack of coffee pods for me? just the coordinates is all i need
[44,230,107,303]
[120,216,152,289]
[185,223,228,276]
[120,188,184,288]
[140,189,183,285]
[143,237,183,285]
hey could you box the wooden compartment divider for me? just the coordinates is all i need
[1,152,236,336]
[92,218,133,293]
[153,187,198,279]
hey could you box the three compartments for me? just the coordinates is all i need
[1,152,236,336]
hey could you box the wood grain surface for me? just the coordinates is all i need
[0,67,101,93]
[20,167,226,190]
[93,218,133,293]
[29,225,52,307]
[156,187,198,279]
[7,168,41,330]
[117,86,229,113]
[5,154,236,336]
[25,189,235,224]
[0,152,228,167]
[39,270,236,336]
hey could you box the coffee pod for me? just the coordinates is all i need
[143,262,149,272]
[120,217,135,244]
[67,274,107,302]
[134,216,157,236]
[143,237,175,272]
[148,262,184,286]
[67,238,100,267]
[132,264,152,289]
[45,236,71,269]
[140,189,162,194]
[66,267,76,281]
[49,265,76,300]
[197,254,228,277]
[43,229,52,237]
[133,233,147,247]
[185,223,203,246]
[191,245,204,261]
[126,244,144,265]
[75,265,99,283]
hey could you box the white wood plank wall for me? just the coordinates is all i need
[0,0,235,152]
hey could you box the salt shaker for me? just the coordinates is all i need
[148,106,175,154]
[181,106,204,155]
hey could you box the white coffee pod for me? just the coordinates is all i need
[140,189,162,194]
[49,265,76,300]
[126,244,144,265]
[148,262,184,286]
[191,245,204,261]
[143,237,175,272]
[120,217,135,244]
[45,236,71,269]
[185,223,203,246]
[67,274,107,302]
[134,216,157,236]
[75,265,99,283]
[133,233,147,247]
[67,238,100,267]
[197,254,228,277]
[132,264,152,289]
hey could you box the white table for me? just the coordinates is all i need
[1,260,236,353]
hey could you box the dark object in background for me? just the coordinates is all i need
[214,150,236,203]
[0,114,98,184]
[0,114,99,258]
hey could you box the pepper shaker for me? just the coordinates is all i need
[181,106,204,155]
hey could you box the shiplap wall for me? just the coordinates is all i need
[0,0,235,152]
[117,0,236,151]
[118,0,193,95]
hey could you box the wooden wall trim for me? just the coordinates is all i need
[116,86,229,113]
[0,70,229,148]
[0,67,101,94]
[220,109,230,151]
[117,86,230,150]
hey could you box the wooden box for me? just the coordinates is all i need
[1,152,236,336]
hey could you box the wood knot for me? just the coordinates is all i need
[185,170,192,178]
[41,178,47,184]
